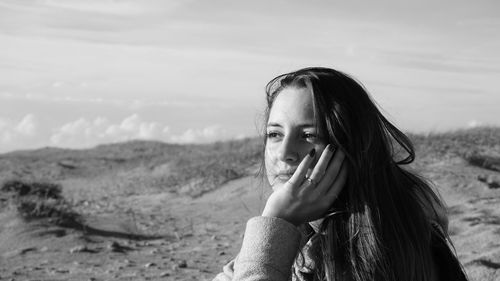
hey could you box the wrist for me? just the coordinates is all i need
[262,207,298,226]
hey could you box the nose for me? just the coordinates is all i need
[277,135,300,164]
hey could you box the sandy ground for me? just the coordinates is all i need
[1,155,500,281]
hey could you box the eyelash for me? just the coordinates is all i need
[265,131,318,141]
[303,132,317,140]
[266,132,281,139]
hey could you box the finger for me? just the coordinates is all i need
[308,144,335,182]
[324,161,348,201]
[315,149,345,192]
[287,148,315,186]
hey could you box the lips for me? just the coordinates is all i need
[276,174,292,181]
[274,169,296,181]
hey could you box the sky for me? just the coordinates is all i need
[1,0,499,153]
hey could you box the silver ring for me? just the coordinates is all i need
[306,177,316,186]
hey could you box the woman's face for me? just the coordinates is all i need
[265,86,327,189]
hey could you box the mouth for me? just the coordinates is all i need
[275,174,292,182]
[273,170,296,182]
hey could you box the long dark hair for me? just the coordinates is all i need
[263,67,465,281]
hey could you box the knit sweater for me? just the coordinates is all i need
[214,193,449,281]
[213,216,303,281]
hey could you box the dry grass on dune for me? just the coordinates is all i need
[0,137,263,199]
[409,126,500,162]
[409,127,500,189]
[0,179,81,228]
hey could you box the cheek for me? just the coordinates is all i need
[264,146,274,172]
[264,146,277,183]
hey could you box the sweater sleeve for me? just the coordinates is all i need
[213,216,302,281]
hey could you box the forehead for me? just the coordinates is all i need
[268,87,315,125]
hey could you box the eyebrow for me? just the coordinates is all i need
[266,122,316,128]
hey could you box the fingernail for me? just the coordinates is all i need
[309,148,316,157]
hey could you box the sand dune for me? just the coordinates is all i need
[1,129,499,280]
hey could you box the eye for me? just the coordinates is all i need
[303,131,325,144]
[303,132,318,140]
[266,131,282,140]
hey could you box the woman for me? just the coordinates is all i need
[214,67,467,281]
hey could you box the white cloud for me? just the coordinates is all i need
[170,125,228,143]
[50,114,170,148]
[467,120,481,128]
[0,113,243,152]
[0,114,38,138]
[0,114,40,150]
[15,114,37,136]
